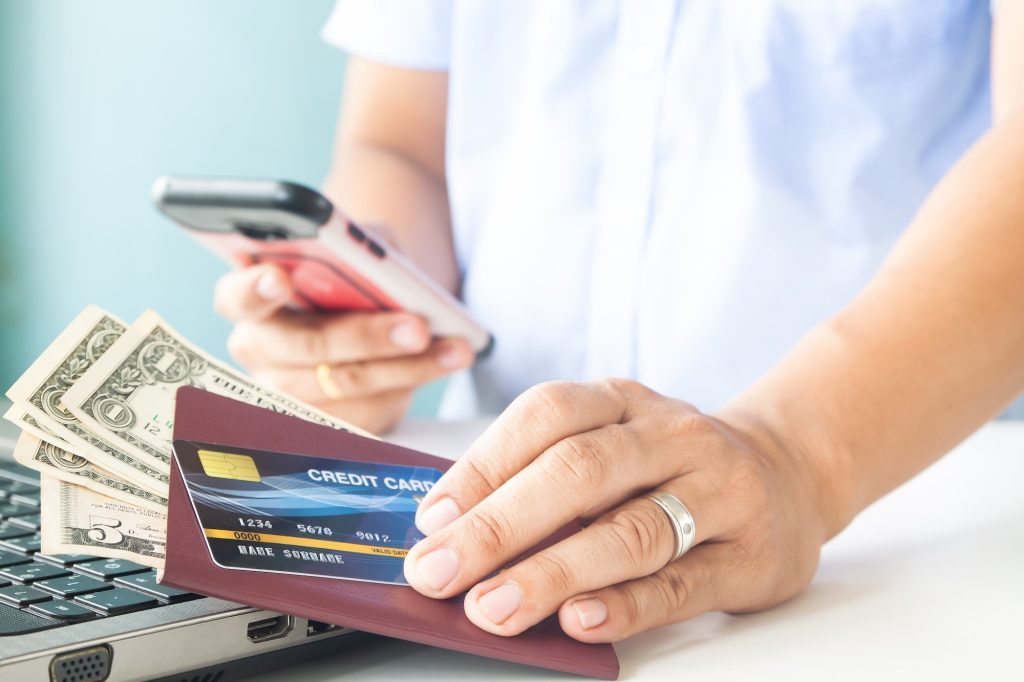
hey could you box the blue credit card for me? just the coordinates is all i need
[173,440,443,585]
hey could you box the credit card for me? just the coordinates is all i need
[173,440,442,585]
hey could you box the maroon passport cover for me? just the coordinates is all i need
[163,387,619,680]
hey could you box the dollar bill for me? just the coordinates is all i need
[40,475,166,570]
[0,407,166,510]
[5,306,168,495]
[3,405,71,447]
[62,309,374,477]
[13,433,167,513]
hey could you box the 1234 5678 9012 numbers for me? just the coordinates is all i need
[297,524,333,536]
[238,517,273,530]
[355,531,390,543]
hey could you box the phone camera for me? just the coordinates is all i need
[235,222,288,241]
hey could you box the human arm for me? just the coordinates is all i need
[730,2,1024,535]
[321,57,458,292]
[214,58,468,433]
[400,13,1024,639]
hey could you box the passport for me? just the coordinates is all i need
[163,387,620,680]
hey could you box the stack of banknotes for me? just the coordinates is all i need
[4,306,369,571]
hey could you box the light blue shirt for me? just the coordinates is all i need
[323,0,993,418]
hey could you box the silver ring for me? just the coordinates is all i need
[646,492,697,563]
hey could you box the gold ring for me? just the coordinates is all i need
[315,363,344,401]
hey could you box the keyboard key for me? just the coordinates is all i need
[75,588,157,615]
[0,533,41,554]
[10,492,40,507]
[0,603,63,634]
[0,481,38,496]
[29,599,98,623]
[0,502,39,517]
[0,522,32,540]
[0,584,53,607]
[36,575,113,598]
[8,515,40,530]
[114,573,201,604]
[35,553,97,567]
[74,559,151,580]
[0,562,71,584]
[0,550,33,568]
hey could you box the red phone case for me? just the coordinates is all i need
[191,222,400,312]
[157,176,493,354]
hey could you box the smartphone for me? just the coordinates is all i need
[152,176,493,356]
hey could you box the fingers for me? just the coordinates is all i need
[414,380,635,536]
[406,420,698,599]
[216,263,474,432]
[214,263,293,321]
[406,388,722,605]
[250,337,474,400]
[557,542,727,643]
[460,476,723,636]
[227,310,439,368]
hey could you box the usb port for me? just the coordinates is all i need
[247,615,293,643]
[306,619,342,637]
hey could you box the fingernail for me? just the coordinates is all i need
[478,582,523,625]
[572,598,608,630]
[413,547,459,591]
[417,497,461,536]
[439,345,470,370]
[390,321,425,350]
[256,271,286,301]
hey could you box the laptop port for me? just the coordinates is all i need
[246,615,293,643]
[50,644,112,682]
[305,619,342,637]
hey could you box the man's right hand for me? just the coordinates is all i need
[213,262,474,434]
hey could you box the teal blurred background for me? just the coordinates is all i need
[0,0,442,415]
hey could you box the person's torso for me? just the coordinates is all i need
[439,0,992,417]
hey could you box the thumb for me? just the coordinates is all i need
[213,263,293,322]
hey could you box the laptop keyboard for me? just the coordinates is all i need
[0,461,201,635]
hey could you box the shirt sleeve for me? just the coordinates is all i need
[321,0,453,70]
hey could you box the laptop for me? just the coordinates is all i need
[0,419,370,681]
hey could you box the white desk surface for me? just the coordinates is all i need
[245,418,1024,682]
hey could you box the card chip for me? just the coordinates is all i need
[197,449,261,482]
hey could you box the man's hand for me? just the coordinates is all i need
[403,379,828,642]
[214,262,473,434]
